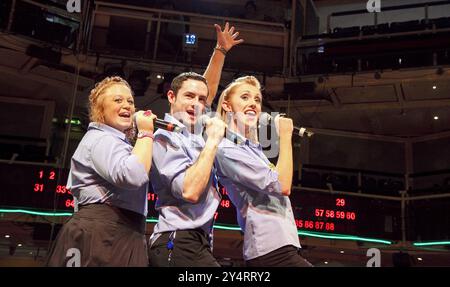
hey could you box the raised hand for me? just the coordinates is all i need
[214,22,244,52]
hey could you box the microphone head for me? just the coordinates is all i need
[197,114,212,127]
[258,112,272,126]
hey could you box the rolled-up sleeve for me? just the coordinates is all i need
[90,135,149,190]
[152,134,193,200]
[216,147,283,196]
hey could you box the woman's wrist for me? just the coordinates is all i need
[214,44,228,56]
[137,130,154,140]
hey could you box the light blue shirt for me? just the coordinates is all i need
[67,122,149,216]
[215,135,301,260]
[150,114,221,239]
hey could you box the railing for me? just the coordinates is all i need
[1,0,290,74]
[327,0,450,34]
[295,1,450,76]
[88,1,290,74]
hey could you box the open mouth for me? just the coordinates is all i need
[119,112,131,119]
[186,110,196,119]
[244,110,257,118]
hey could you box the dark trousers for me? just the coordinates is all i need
[246,245,313,267]
[46,204,147,267]
[148,229,220,267]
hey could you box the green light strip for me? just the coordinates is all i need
[0,209,73,217]
[298,231,392,244]
[413,241,450,246]
[0,208,394,244]
[212,224,242,231]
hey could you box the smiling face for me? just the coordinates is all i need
[221,82,262,135]
[99,83,135,132]
[168,79,208,128]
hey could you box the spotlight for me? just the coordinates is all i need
[434,116,439,120]
[157,72,177,95]
[17,243,22,247]
[5,235,10,238]
[432,85,437,90]
[417,257,423,261]
[340,250,345,254]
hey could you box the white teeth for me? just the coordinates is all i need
[245,111,256,116]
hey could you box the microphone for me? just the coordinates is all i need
[197,114,245,144]
[259,112,314,138]
[133,113,182,133]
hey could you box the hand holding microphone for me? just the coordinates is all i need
[260,112,314,138]
[198,114,246,145]
[274,114,294,138]
[133,111,182,133]
[134,110,157,133]
[199,115,227,145]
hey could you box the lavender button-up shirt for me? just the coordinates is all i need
[215,135,301,260]
[150,114,221,238]
[67,122,149,216]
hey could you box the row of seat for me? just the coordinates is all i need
[298,170,405,195]
[302,17,450,40]
[299,170,450,196]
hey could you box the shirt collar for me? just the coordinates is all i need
[164,113,205,139]
[88,122,127,141]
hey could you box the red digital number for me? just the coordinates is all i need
[147,193,157,201]
[296,219,303,228]
[220,200,230,208]
[49,171,56,180]
[315,221,324,230]
[221,187,228,196]
[315,209,324,217]
[38,170,44,179]
[326,210,335,218]
[336,211,345,219]
[33,183,44,193]
[214,212,219,220]
[346,212,356,221]
[336,198,346,207]
[325,222,335,231]
[305,221,314,229]
[65,199,74,208]
[56,185,66,194]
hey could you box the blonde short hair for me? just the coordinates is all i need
[88,76,132,123]
[216,76,261,122]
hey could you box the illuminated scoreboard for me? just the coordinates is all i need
[0,163,236,225]
[293,194,358,233]
[291,190,400,240]
[0,163,401,240]
[0,164,72,211]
